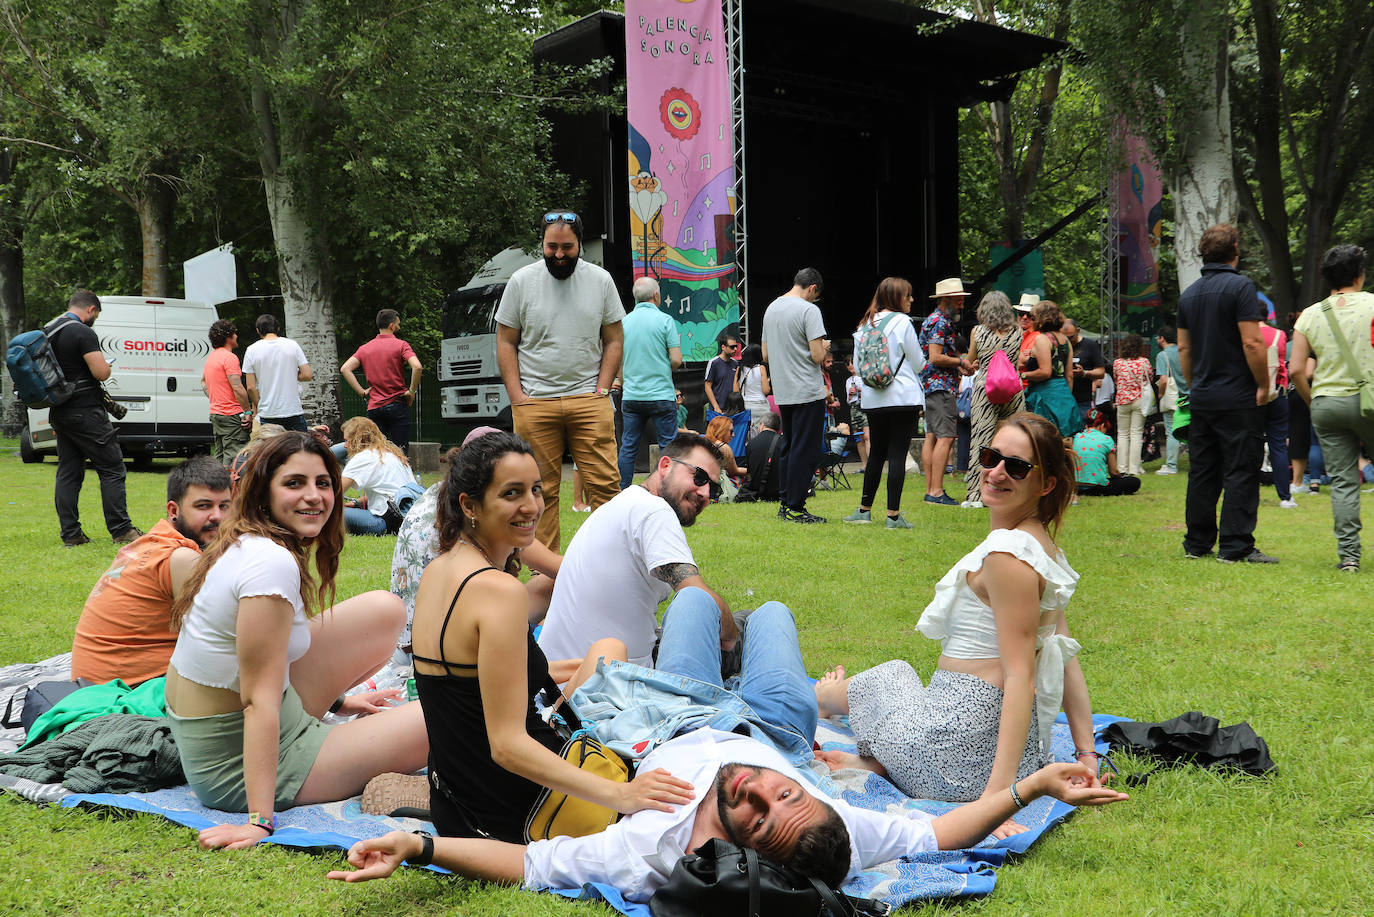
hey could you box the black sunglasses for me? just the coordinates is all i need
[543,211,579,224]
[978,446,1038,480]
[668,456,721,498]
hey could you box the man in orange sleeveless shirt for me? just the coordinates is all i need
[70,458,231,685]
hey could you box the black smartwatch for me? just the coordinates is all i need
[408,831,434,867]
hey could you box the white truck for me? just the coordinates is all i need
[21,296,217,465]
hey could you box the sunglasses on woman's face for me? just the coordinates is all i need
[978,446,1038,480]
[668,456,721,498]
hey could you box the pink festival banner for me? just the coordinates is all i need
[625,0,739,362]
[1116,131,1163,314]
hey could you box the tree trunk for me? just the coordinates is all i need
[136,177,174,296]
[1171,0,1237,293]
[0,149,26,436]
[262,168,340,426]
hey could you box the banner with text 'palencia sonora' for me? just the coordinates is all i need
[625,0,738,362]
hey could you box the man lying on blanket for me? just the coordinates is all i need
[329,588,1127,899]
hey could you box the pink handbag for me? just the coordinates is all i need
[985,350,1021,405]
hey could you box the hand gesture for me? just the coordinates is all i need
[616,767,694,815]
[1034,762,1129,808]
[198,822,270,850]
[403,391,416,406]
[326,831,416,882]
[335,688,405,717]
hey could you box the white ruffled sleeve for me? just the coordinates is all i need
[917,528,1080,638]
[233,536,304,614]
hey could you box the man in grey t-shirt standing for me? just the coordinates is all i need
[760,267,829,523]
[496,210,626,550]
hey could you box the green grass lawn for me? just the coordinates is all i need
[1,442,1370,915]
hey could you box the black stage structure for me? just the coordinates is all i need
[534,1,1064,345]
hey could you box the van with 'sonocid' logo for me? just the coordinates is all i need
[21,296,219,465]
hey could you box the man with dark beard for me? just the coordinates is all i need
[71,457,232,685]
[496,210,626,551]
[537,433,740,670]
[331,596,1128,899]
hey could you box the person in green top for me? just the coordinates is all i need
[1291,244,1374,572]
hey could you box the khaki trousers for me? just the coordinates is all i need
[513,392,619,551]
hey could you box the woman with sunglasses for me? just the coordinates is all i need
[410,431,693,842]
[815,413,1099,829]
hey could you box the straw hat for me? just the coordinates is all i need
[1014,292,1040,312]
[930,278,967,299]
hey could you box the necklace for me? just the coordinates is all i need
[457,537,500,569]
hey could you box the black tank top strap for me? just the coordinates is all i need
[411,565,498,675]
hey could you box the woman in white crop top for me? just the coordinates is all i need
[814,413,1100,829]
[165,432,428,849]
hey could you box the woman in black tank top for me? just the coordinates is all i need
[409,432,694,842]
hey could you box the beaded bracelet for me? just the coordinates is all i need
[1008,781,1026,808]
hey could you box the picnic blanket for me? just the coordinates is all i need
[0,656,1129,911]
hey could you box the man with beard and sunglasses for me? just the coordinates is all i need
[537,433,741,672]
[496,210,626,551]
[330,591,1128,899]
[71,457,232,685]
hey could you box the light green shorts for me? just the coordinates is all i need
[167,684,332,812]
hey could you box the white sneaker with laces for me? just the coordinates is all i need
[1279,499,1298,508]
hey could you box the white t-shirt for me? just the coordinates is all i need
[169,535,310,694]
[537,485,694,667]
[494,259,625,398]
[852,311,927,410]
[341,450,418,517]
[761,295,827,405]
[523,728,939,902]
[241,337,309,418]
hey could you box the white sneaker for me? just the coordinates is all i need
[1279,499,1298,509]
[1290,484,1311,495]
[1155,467,1177,476]
[960,500,985,508]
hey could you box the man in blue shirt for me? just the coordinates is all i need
[1177,224,1276,564]
[618,277,684,488]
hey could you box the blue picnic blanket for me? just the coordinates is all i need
[50,712,1130,913]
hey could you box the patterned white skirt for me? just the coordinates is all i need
[847,661,1046,802]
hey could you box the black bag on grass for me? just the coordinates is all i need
[1100,711,1275,777]
[649,838,889,917]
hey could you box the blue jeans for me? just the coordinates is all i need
[367,401,411,454]
[655,589,817,754]
[260,413,308,432]
[345,506,388,535]
[618,399,678,488]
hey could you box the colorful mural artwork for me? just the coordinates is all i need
[625,0,739,362]
[1116,131,1163,331]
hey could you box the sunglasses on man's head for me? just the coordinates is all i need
[668,456,721,498]
[543,211,579,224]
[978,446,1038,480]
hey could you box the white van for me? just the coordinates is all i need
[20,296,218,465]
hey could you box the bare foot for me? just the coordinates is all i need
[815,749,887,777]
[813,665,849,717]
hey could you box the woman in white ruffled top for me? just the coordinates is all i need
[815,412,1101,830]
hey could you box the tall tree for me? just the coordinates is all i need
[1231,0,1374,317]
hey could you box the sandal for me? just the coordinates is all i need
[361,773,431,819]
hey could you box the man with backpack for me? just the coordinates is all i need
[44,291,140,547]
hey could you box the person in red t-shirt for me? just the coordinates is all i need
[203,319,252,465]
[340,309,423,453]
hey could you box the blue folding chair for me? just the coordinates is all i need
[704,408,750,456]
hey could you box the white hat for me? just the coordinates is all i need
[930,278,967,299]
[1014,292,1040,312]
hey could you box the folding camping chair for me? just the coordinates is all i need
[704,408,750,456]
[813,429,860,491]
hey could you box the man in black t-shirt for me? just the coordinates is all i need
[1176,225,1275,564]
[47,290,139,547]
[738,411,784,502]
[1063,320,1105,416]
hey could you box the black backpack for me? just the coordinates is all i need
[649,839,889,917]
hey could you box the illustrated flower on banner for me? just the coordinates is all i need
[660,88,701,141]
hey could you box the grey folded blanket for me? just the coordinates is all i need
[0,713,183,794]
